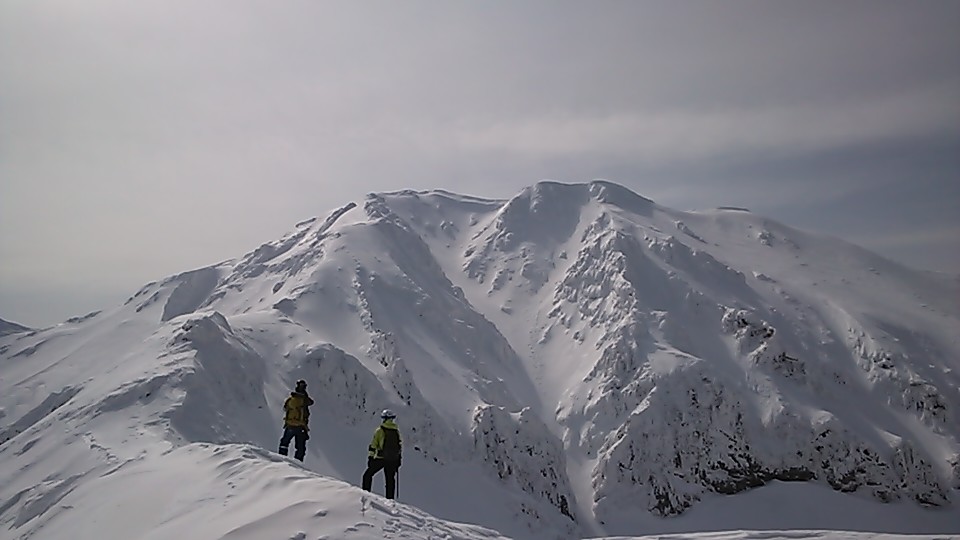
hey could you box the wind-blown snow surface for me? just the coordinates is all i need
[1,181,958,540]
[0,318,31,338]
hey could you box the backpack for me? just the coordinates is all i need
[284,394,309,426]
[381,427,401,461]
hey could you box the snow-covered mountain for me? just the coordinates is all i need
[1,180,958,540]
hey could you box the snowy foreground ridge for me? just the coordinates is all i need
[1,181,959,540]
[0,318,31,338]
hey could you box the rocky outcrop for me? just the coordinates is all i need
[472,405,576,522]
[590,356,951,519]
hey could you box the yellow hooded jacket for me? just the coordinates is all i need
[283,392,314,428]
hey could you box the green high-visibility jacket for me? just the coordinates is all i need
[368,419,402,460]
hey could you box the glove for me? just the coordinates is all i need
[367,456,374,468]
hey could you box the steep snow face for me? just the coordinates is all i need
[1,180,959,540]
[385,181,960,529]
[563,204,956,522]
[462,182,589,294]
[472,405,577,524]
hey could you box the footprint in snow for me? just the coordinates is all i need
[370,499,399,515]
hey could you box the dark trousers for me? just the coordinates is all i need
[362,458,399,499]
[278,426,308,461]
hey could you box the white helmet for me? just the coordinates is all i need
[381,408,396,419]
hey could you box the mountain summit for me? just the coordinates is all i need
[1,181,958,539]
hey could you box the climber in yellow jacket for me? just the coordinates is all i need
[278,379,314,461]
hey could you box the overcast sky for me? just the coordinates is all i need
[2,1,958,327]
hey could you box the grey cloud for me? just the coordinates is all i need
[1,0,958,326]
[437,83,958,164]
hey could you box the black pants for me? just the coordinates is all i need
[278,426,308,461]
[362,458,399,499]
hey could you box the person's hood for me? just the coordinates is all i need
[290,391,314,407]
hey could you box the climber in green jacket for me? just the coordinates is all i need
[362,409,403,499]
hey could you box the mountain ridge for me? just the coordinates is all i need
[1,180,958,539]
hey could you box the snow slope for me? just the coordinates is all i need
[1,180,958,540]
[0,318,31,338]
